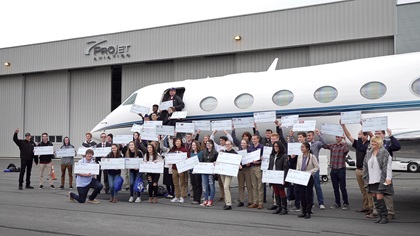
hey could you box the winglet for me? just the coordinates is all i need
[267,58,278,71]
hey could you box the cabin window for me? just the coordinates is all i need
[272,90,294,106]
[360,82,386,100]
[411,78,420,96]
[200,96,218,111]
[314,86,338,103]
[123,93,137,105]
[234,93,254,109]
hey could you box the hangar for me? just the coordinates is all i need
[1,0,420,157]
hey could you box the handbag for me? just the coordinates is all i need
[133,175,144,193]
[114,176,124,191]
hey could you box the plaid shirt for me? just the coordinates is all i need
[323,142,349,170]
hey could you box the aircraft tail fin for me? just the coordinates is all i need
[267,58,278,71]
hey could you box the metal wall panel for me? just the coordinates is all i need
[235,47,310,73]
[24,71,69,150]
[174,55,236,81]
[396,2,420,54]
[0,75,24,157]
[309,37,394,65]
[69,68,111,149]
[0,0,396,76]
[122,62,174,101]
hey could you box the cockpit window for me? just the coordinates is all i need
[123,93,137,105]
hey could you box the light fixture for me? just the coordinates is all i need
[4,62,11,67]
[234,35,241,41]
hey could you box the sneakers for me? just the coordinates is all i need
[68,192,75,202]
[330,204,341,209]
[320,204,326,210]
[166,194,174,199]
[39,185,43,189]
[170,197,180,203]
[191,201,200,205]
[18,186,23,190]
[289,206,301,212]
[69,186,73,189]
[128,197,134,203]
[237,202,244,207]
[59,186,64,190]
[26,186,34,189]
[88,199,100,204]
[50,185,55,189]
[179,197,185,203]
[342,204,349,210]
[223,205,232,210]
[200,200,208,206]
[135,197,141,203]
[206,200,213,207]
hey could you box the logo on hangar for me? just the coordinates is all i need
[85,39,131,61]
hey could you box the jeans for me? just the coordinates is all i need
[147,173,160,197]
[70,178,103,203]
[129,171,141,197]
[19,159,33,187]
[190,170,202,202]
[202,174,215,201]
[293,184,301,208]
[330,168,349,206]
[108,174,121,197]
[313,170,324,205]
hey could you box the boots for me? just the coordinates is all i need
[375,199,388,224]
[273,196,282,214]
[279,197,288,215]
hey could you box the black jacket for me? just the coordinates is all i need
[38,141,54,164]
[13,133,37,162]
[268,153,289,186]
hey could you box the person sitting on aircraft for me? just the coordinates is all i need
[162,107,178,126]
[166,87,185,111]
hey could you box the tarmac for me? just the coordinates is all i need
[0,158,419,236]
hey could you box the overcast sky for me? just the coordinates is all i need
[0,0,418,49]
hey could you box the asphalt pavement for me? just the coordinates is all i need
[0,158,419,236]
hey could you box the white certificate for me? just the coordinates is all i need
[55,148,75,157]
[253,111,276,123]
[164,152,188,165]
[287,143,302,155]
[156,125,175,136]
[193,120,211,131]
[125,158,143,169]
[217,152,242,165]
[130,104,150,115]
[362,116,388,132]
[93,147,111,157]
[281,115,299,128]
[100,158,126,170]
[262,146,273,159]
[74,163,100,175]
[113,135,133,144]
[175,123,195,133]
[241,149,261,165]
[139,161,164,173]
[77,147,90,156]
[211,120,232,131]
[237,150,247,157]
[261,157,270,171]
[285,169,311,186]
[293,120,316,131]
[320,123,344,137]
[170,111,188,119]
[143,120,162,128]
[131,124,142,133]
[176,157,199,173]
[262,170,285,184]
[232,117,254,129]
[34,146,54,155]
[214,162,239,177]
[340,111,362,124]
[140,128,158,141]
[160,100,173,110]
[192,163,215,174]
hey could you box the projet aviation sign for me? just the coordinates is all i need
[84,39,131,61]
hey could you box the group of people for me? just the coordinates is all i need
[13,88,398,224]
